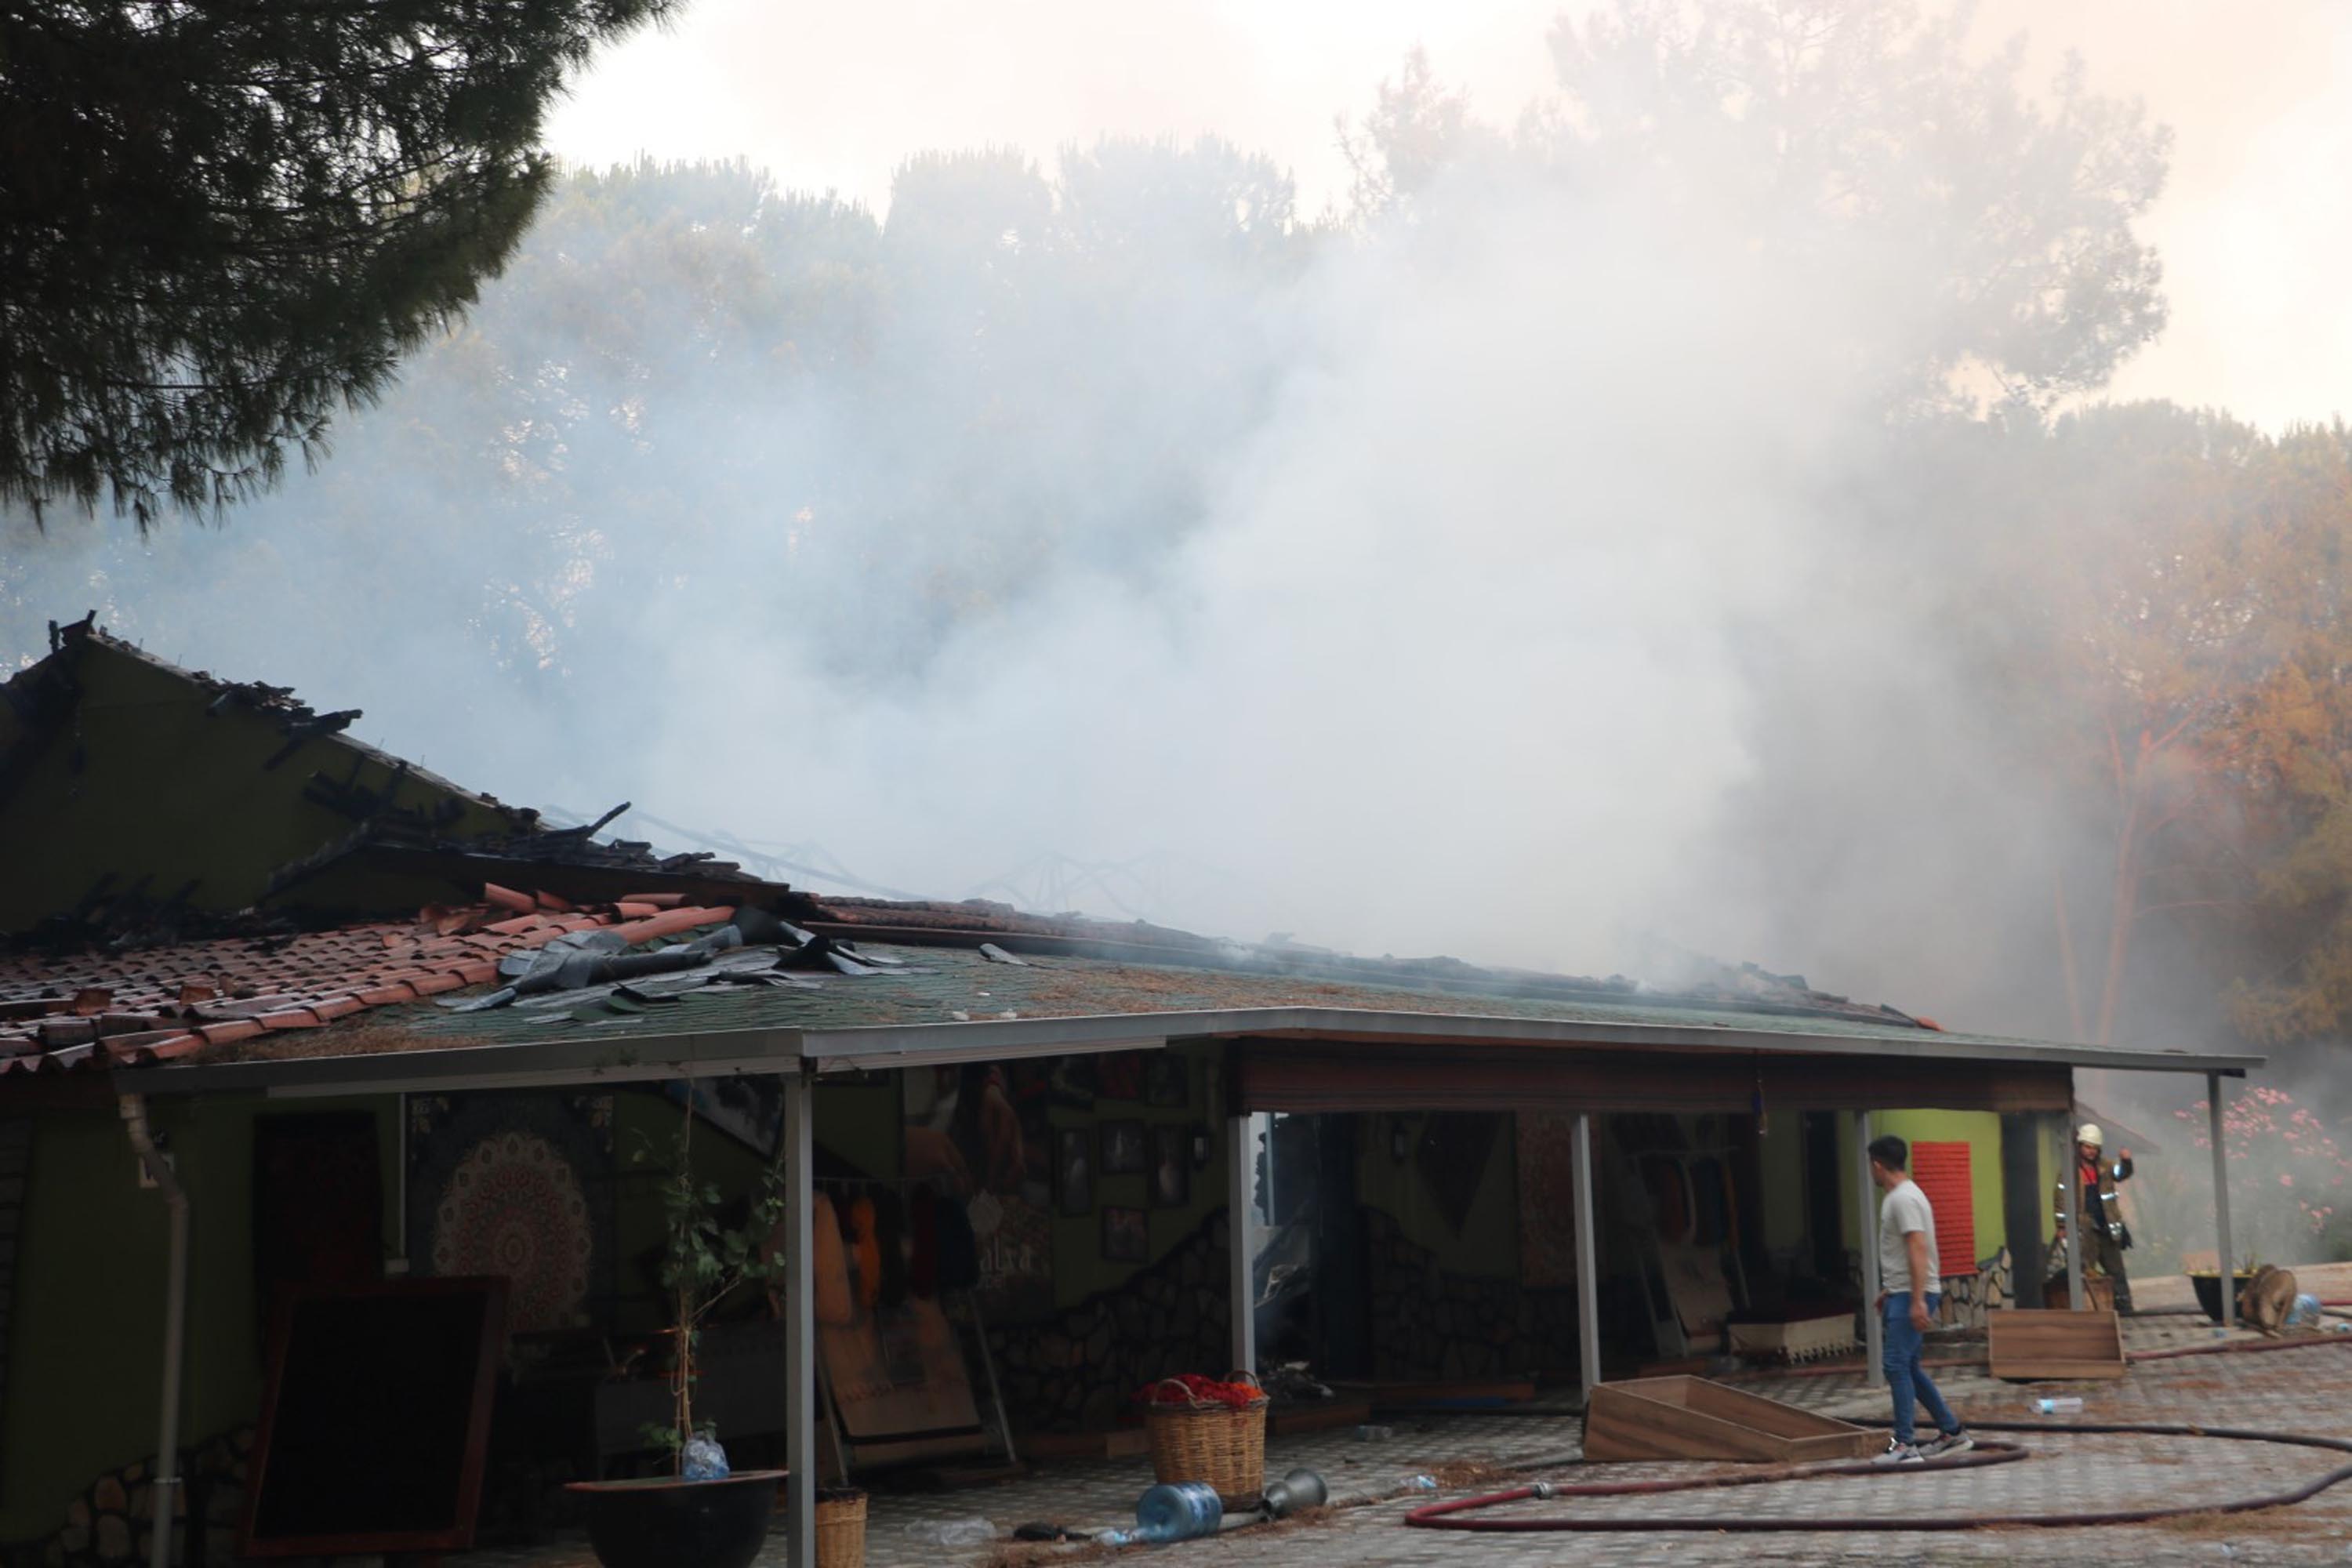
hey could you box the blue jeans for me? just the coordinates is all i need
[1883,1292,1958,1445]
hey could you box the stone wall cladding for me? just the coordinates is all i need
[985,1210,1232,1433]
[1362,1207,1577,1381]
[4,1428,255,1568]
[0,1116,27,1509]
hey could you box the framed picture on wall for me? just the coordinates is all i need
[1144,1054,1189,1109]
[1054,1127,1094,1216]
[1101,1119,1147,1175]
[1102,1206,1149,1263]
[1097,1052,1146,1102]
[1151,1124,1189,1208]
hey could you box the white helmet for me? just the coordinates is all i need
[2077,1123,2104,1148]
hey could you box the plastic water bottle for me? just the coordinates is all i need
[1127,1482,1223,1543]
[1396,1474,1439,1493]
[680,1434,729,1480]
[1354,1424,1396,1442]
[2031,1397,2083,1414]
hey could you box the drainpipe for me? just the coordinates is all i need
[121,1095,188,1568]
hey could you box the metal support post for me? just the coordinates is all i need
[122,1098,187,1568]
[1857,1112,1883,1388]
[780,1069,816,1568]
[2210,1073,2235,1330]
[1228,1112,1256,1376]
[2064,1105,2085,1312]
[1572,1113,1602,1402]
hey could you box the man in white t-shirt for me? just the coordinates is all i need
[1867,1134,1973,1465]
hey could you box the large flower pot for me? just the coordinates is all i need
[2191,1272,2257,1325]
[566,1470,784,1568]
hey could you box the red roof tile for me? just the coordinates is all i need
[0,886,740,1077]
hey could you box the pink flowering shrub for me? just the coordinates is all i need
[2137,1085,2352,1267]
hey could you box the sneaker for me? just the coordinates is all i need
[1918,1428,1974,1457]
[1871,1441,1926,1466]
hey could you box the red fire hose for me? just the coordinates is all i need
[1404,1421,2352,1533]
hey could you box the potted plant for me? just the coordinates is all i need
[568,1092,791,1568]
[2190,1254,2263,1325]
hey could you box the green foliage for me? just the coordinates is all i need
[1936,408,2352,1046]
[1334,1,2170,407]
[1548,0,2172,402]
[0,0,673,525]
[634,1093,789,1468]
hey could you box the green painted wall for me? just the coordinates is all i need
[1755,1119,1809,1256]
[0,637,526,933]
[1838,1109,2013,1266]
[1,1094,400,1542]
[1356,1112,1519,1279]
[1,1077,909,1541]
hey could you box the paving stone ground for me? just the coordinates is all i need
[456,1299,2352,1568]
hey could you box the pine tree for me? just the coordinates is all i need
[0,0,673,524]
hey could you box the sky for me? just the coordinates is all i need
[546,0,2352,433]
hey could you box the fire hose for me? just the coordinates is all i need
[1401,1334,2352,1533]
[1406,1421,2352,1534]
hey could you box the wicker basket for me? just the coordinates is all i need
[1143,1374,1267,1506]
[814,1488,866,1568]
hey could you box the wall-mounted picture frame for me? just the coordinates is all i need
[1096,1052,1146,1102]
[1144,1053,1189,1109]
[1102,1206,1149,1263]
[1151,1124,1190,1209]
[1100,1119,1147,1175]
[1054,1126,1094,1216]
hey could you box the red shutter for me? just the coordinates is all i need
[1911,1142,1978,1279]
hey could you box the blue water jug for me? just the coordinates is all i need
[1132,1481,1223,1542]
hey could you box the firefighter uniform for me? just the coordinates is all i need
[2054,1123,2134,1312]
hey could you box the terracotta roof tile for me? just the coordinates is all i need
[0,884,710,1077]
[621,906,735,945]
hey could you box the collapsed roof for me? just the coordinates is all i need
[0,614,789,942]
[0,615,2257,1096]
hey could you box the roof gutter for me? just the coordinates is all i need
[115,1006,2262,1100]
[122,1028,812,1100]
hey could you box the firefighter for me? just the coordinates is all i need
[2053,1123,2135,1313]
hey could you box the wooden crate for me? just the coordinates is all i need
[1986,1308,2127,1381]
[1582,1377,1881,1463]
